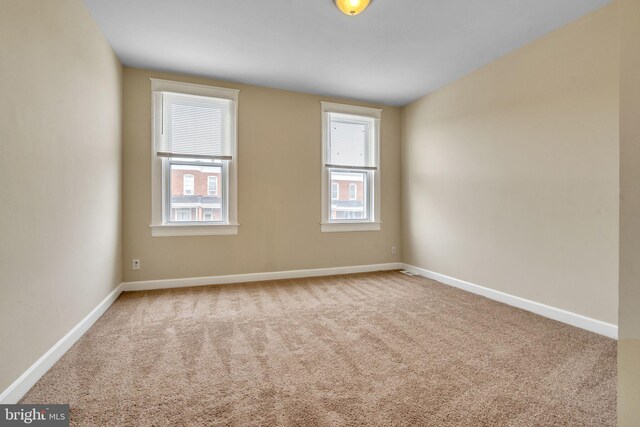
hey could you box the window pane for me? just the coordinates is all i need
[170,163,224,222]
[330,170,368,221]
[329,116,368,167]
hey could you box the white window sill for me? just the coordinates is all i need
[320,222,381,233]
[150,223,239,237]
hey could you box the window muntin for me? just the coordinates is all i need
[151,79,238,236]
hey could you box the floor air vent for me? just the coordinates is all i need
[399,270,418,276]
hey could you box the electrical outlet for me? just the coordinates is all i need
[391,246,397,255]
[132,259,141,270]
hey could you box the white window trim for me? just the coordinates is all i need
[320,101,382,233]
[321,222,381,233]
[150,78,239,237]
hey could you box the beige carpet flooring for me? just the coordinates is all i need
[21,271,616,426]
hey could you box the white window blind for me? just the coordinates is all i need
[326,113,376,170]
[157,92,233,160]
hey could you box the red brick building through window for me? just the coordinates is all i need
[170,165,223,222]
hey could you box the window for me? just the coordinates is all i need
[321,102,381,232]
[183,174,194,195]
[174,208,194,221]
[331,183,339,200]
[208,176,218,196]
[334,210,364,220]
[150,79,239,237]
[349,183,357,200]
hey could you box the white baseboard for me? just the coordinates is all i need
[0,283,124,404]
[123,263,403,292]
[402,263,618,339]
[1,263,400,403]
[6,261,609,404]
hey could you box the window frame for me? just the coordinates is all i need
[320,101,381,233]
[150,78,239,237]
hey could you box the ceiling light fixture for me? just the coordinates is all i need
[334,0,371,16]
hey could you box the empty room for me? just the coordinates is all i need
[1,0,639,425]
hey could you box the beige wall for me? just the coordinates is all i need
[401,4,619,324]
[0,0,122,393]
[619,339,640,425]
[618,0,640,423]
[122,69,401,282]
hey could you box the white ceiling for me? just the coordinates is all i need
[83,0,610,106]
